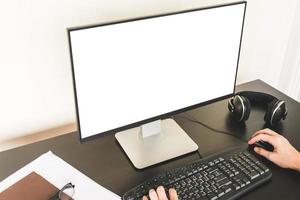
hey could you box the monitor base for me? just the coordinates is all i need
[115,118,198,169]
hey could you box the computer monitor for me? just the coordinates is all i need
[68,2,246,169]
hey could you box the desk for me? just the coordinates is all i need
[0,80,299,199]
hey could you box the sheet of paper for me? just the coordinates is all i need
[0,151,121,200]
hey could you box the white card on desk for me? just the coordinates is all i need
[0,151,121,200]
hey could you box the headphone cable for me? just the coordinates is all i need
[176,113,248,143]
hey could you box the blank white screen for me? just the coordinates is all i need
[70,3,245,139]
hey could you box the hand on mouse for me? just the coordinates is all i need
[248,128,300,171]
[143,186,178,200]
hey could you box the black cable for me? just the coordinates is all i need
[176,113,248,143]
[197,150,203,159]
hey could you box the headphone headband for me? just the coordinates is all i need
[234,91,277,105]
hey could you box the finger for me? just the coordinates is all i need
[254,147,273,160]
[250,130,264,138]
[248,134,276,146]
[169,188,179,200]
[248,131,266,143]
[149,189,159,200]
[143,196,149,200]
[251,128,277,138]
[156,186,168,200]
[249,131,267,141]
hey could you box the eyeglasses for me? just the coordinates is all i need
[49,183,75,200]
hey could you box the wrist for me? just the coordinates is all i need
[293,152,300,172]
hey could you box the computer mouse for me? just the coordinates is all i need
[253,141,274,152]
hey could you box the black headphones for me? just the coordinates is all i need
[228,91,288,125]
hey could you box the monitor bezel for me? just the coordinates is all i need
[67,1,247,142]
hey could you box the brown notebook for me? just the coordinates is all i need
[0,171,72,200]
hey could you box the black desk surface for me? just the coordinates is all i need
[0,80,299,199]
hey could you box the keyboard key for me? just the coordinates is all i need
[257,163,270,173]
[214,174,226,182]
[242,178,250,185]
[221,185,232,193]
[216,178,232,188]
[207,192,218,200]
[248,171,260,180]
[233,183,241,190]
[213,188,224,197]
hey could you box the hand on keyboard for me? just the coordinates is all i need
[248,128,300,171]
[142,186,178,200]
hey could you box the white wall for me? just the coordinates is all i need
[237,0,299,88]
[0,0,299,141]
[278,1,300,101]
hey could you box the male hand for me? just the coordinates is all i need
[142,186,178,200]
[248,128,300,171]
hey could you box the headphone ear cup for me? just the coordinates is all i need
[228,97,235,112]
[270,101,287,125]
[230,95,250,122]
[243,97,251,120]
[264,99,277,124]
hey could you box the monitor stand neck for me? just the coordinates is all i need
[140,120,162,138]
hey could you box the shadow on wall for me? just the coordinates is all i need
[0,123,76,152]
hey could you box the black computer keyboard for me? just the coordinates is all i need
[123,147,272,200]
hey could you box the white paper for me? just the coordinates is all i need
[0,151,121,200]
